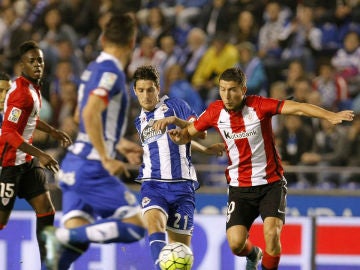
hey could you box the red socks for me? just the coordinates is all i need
[262,250,280,270]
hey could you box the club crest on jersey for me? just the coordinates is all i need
[142,197,151,207]
[1,198,9,206]
[158,104,168,113]
[140,119,166,145]
[8,107,22,123]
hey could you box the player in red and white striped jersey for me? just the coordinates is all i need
[0,40,72,268]
[161,67,354,270]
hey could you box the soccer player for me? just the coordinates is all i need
[157,67,354,270]
[132,65,224,270]
[0,41,72,268]
[0,72,11,125]
[41,13,146,269]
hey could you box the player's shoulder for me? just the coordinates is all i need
[207,100,224,111]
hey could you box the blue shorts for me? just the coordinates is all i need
[58,153,140,223]
[140,180,196,235]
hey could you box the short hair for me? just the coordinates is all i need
[103,13,137,45]
[133,65,160,88]
[19,40,40,58]
[0,71,11,81]
[219,67,247,87]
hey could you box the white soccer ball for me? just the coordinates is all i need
[158,242,194,270]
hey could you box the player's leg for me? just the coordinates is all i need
[259,180,287,270]
[226,185,262,270]
[20,162,56,267]
[143,208,168,268]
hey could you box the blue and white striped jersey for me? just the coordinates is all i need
[135,96,198,184]
[69,52,129,160]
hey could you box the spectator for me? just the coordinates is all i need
[179,27,208,81]
[230,10,259,45]
[331,31,360,98]
[192,32,238,104]
[164,64,206,116]
[276,115,313,186]
[235,41,267,96]
[312,61,350,111]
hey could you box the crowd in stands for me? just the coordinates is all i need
[0,0,359,189]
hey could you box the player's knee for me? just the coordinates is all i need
[0,224,6,230]
[228,238,247,255]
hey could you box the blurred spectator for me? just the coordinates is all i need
[331,31,360,98]
[284,60,308,95]
[172,0,211,30]
[342,113,360,188]
[258,1,289,83]
[230,10,259,45]
[179,27,208,81]
[127,35,166,79]
[300,118,349,188]
[277,115,313,186]
[312,61,350,111]
[235,41,267,96]
[292,77,313,103]
[269,81,288,134]
[158,34,183,77]
[278,4,322,74]
[197,0,233,40]
[164,64,206,115]
[138,6,172,46]
[191,32,238,103]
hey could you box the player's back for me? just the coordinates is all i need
[69,52,129,160]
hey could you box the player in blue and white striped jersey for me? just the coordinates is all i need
[133,65,224,270]
[41,14,146,270]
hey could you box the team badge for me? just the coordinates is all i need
[142,197,151,207]
[8,107,22,123]
[1,198,9,206]
[159,104,168,113]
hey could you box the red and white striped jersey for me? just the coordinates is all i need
[0,76,42,166]
[194,95,285,187]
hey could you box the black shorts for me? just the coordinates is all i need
[226,179,287,231]
[0,158,48,211]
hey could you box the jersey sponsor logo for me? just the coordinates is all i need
[223,129,256,140]
[142,196,151,207]
[98,72,117,90]
[140,120,166,145]
[8,107,22,123]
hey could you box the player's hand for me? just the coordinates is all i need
[328,110,354,125]
[116,139,143,165]
[101,157,130,177]
[167,129,182,143]
[152,116,175,131]
[205,143,225,156]
[39,152,60,174]
[50,129,73,148]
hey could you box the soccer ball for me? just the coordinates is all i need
[158,242,194,270]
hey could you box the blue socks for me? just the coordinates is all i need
[149,232,166,269]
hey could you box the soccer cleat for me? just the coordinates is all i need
[41,226,60,270]
[246,246,263,270]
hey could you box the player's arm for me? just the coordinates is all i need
[191,140,224,156]
[82,94,129,176]
[116,137,143,165]
[281,100,354,124]
[36,119,72,147]
[168,122,202,145]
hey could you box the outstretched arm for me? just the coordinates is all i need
[168,122,201,145]
[36,119,72,148]
[281,100,354,124]
[191,140,225,156]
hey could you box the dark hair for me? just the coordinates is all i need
[104,13,137,45]
[19,40,40,58]
[219,67,247,87]
[133,65,160,88]
[0,71,11,81]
